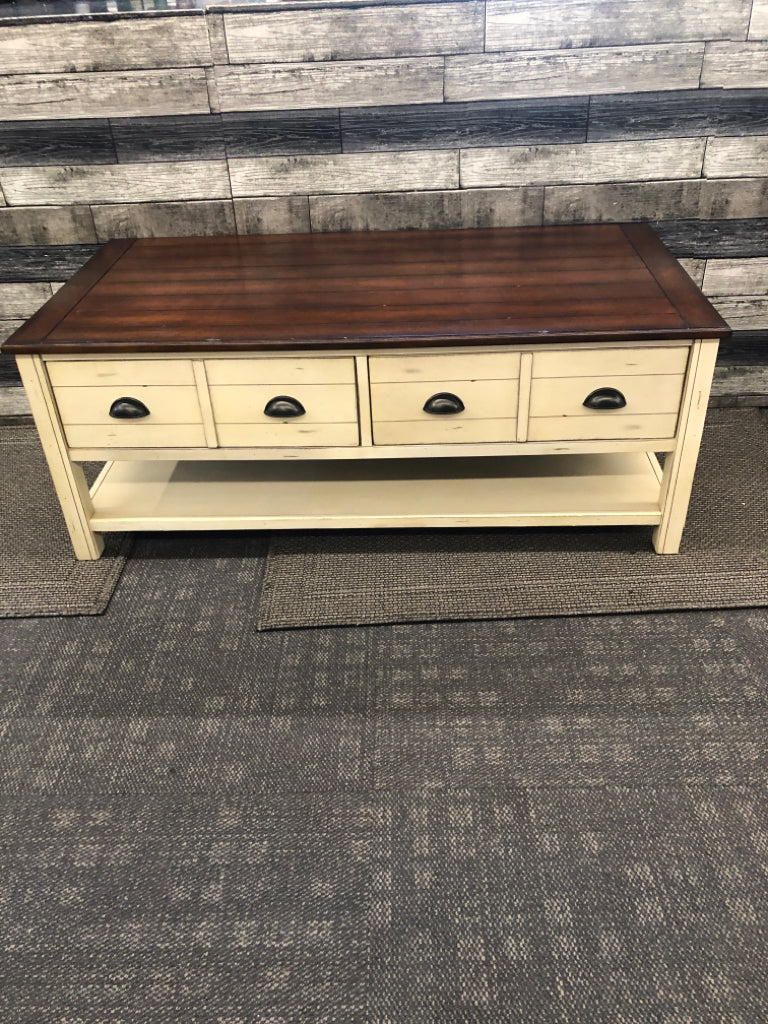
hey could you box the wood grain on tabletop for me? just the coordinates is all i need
[1,225,731,355]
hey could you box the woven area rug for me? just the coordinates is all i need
[258,408,768,629]
[0,425,132,617]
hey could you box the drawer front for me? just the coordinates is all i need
[51,374,205,449]
[371,378,518,445]
[529,373,685,442]
[210,382,359,447]
[205,356,355,386]
[369,353,519,445]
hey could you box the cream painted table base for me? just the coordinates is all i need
[16,337,719,560]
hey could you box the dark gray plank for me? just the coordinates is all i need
[589,90,768,141]
[341,97,588,153]
[0,245,99,283]
[0,119,115,166]
[652,219,768,258]
[718,331,768,365]
[222,110,341,158]
[111,114,225,163]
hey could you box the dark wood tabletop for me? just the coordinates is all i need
[2,224,730,355]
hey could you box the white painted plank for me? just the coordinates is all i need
[47,360,195,387]
[703,258,768,296]
[0,282,52,320]
[701,42,768,88]
[750,0,768,39]
[529,414,679,442]
[486,0,750,52]
[369,351,520,383]
[224,3,483,63]
[205,357,355,386]
[2,161,230,206]
[215,58,444,112]
[533,347,690,378]
[0,17,211,75]
[0,69,211,122]
[462,139,705,188]
[445,43,705,101]
[229,151,458,197]
[704,136,768,178]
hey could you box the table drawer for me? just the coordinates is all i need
[53,382,205,448]
[210,382,359,447]
[371,378,518,445]
[528,373,685,441]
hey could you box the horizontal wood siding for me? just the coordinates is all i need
[445,44,705,102]
[1,162,231,206]
[703,258,768,296]
[0,69,211,122]
[0,16,212,74]
[216,58,444,112]
[751,1,768,39]
[701,43,768,89]
[704,137,768,179]
[91,201,237,241]
[486,0,750,52]
[229,152,459,197]
[461,139,705,188]
[0,206,97,245]
[223,3,483,63]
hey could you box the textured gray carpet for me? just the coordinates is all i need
[1,528,767,1021]
[0,425,131,617]
[259,409,768,629]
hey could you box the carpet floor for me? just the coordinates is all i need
[1,529,767,1022]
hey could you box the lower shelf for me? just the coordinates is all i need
[88,451,664,531]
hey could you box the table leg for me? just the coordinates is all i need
[16,355,105,561]
[652,339,719,554]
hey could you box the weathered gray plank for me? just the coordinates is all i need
[702,43,768,88]
[588,89,768,141]
[223,3,483,64]
[1,161,231,206]
[712,365,768,395]
[717,330,768,364]
[0,322,24,345]
[0,282,52,320]
[207,13,230,64]
[215,58,444,112]
[710,296,768,328]
[445,43,705,101]
[0,245,99,283]
[0,69,211,122]
[229,152,458,198]
[461,139,705,188]
[678,259,706,287]
[543,179,702,224]
[309,186,543,232]
[234,197,311,234]
[0,206,97,245]
[91,200,236,242]
[698,178,768,218]
[703,258,768,296]
[704,136,768,178]
[749,1,768,39]
[486,0,750,52]
[653,219,768,258]
[0,17,211,75]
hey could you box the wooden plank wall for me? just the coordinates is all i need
[1,0,767,399]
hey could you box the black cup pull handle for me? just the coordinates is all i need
[109,397,150,419]
[264,395,306,418]
[423,392,465,415]
[583,387,627,411]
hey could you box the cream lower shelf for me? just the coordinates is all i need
[88,451,664,531]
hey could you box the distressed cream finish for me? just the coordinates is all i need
[18,337,718,558]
